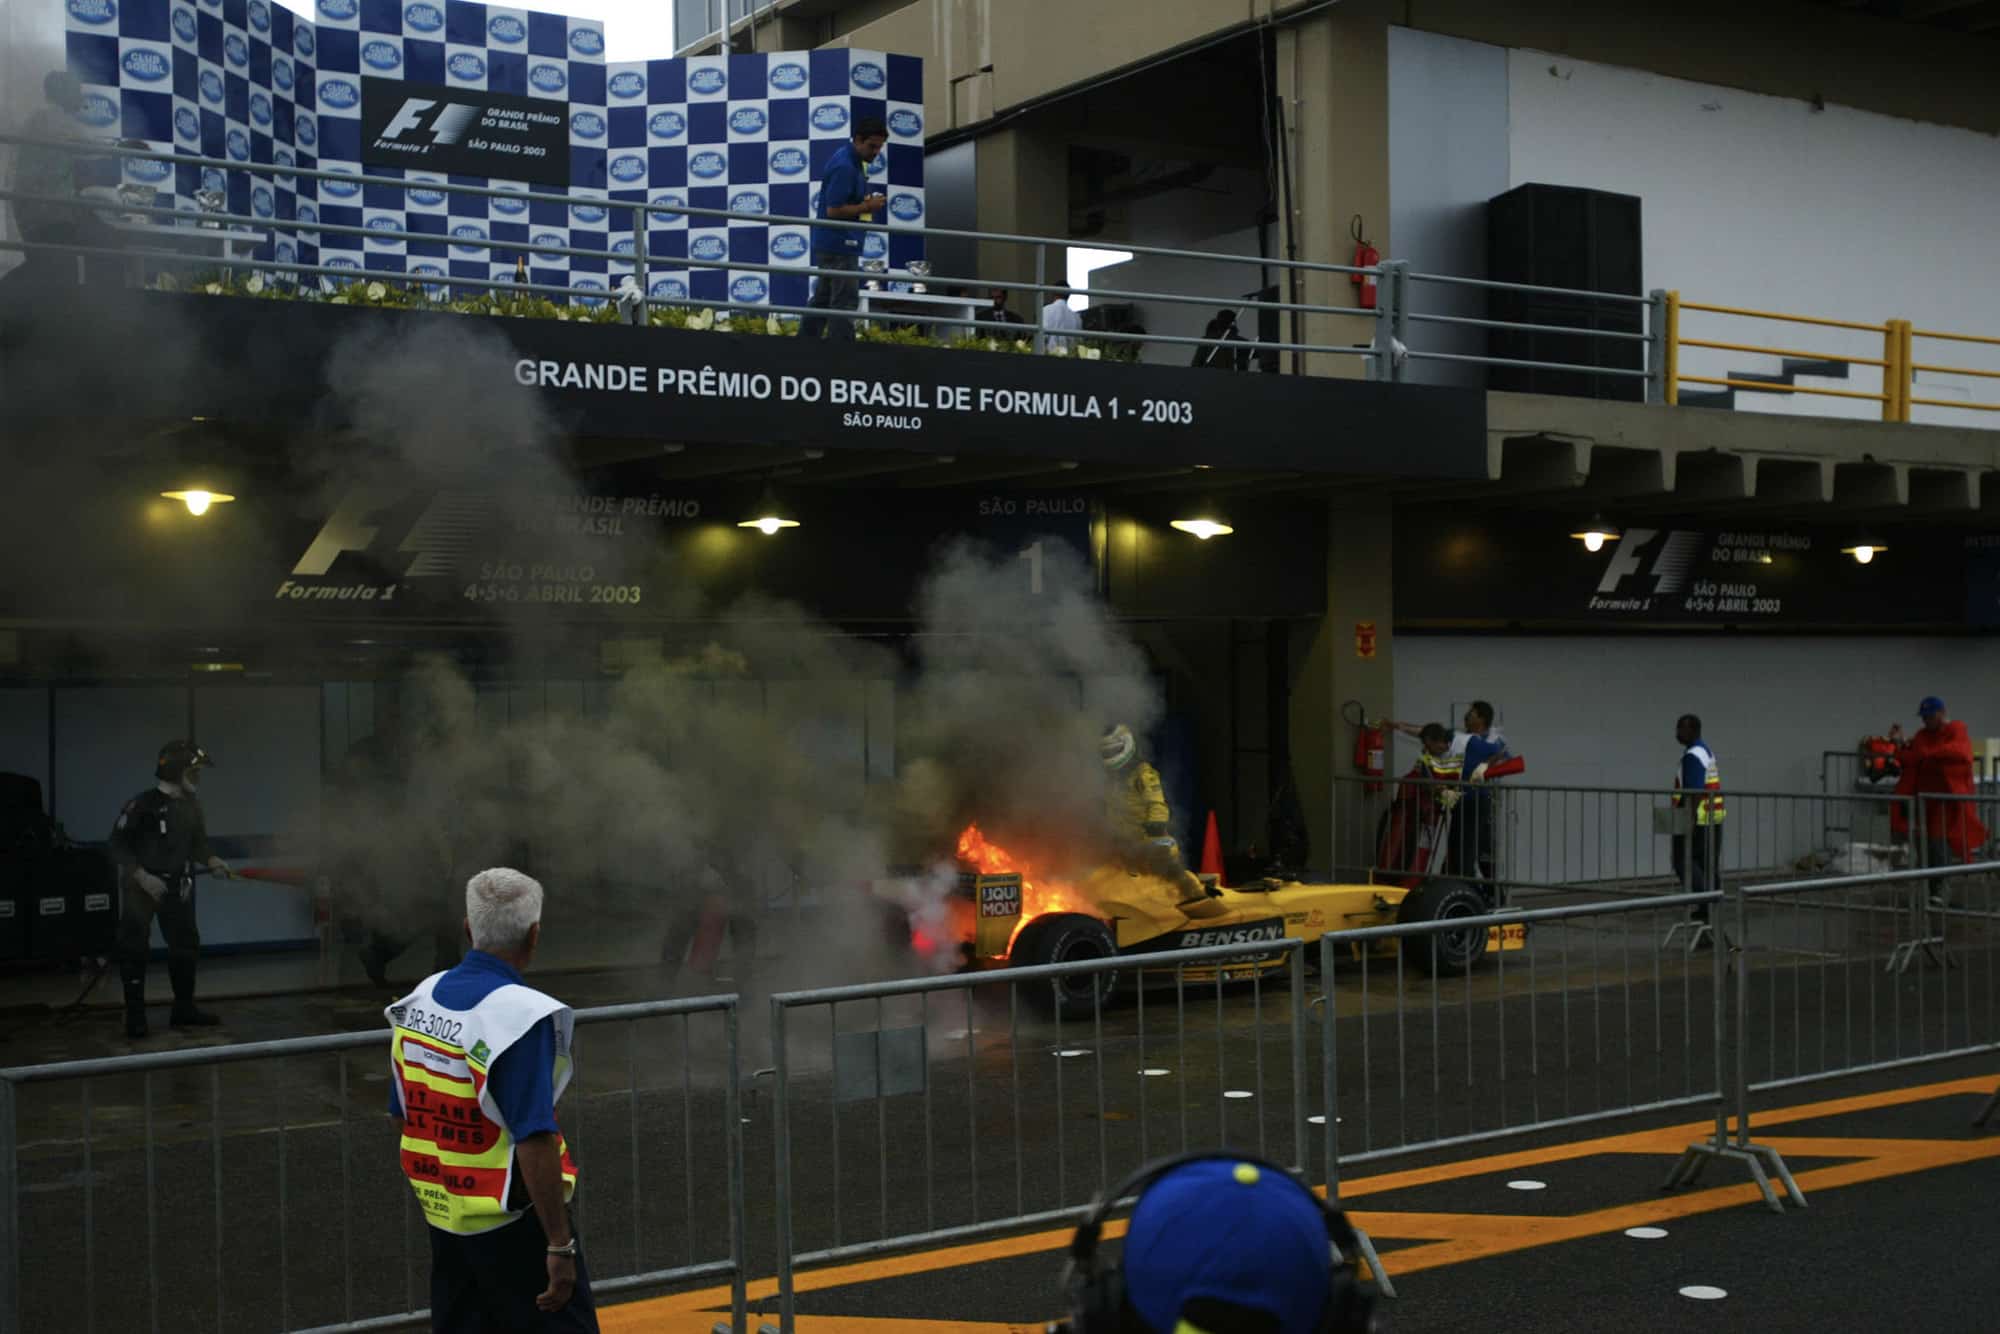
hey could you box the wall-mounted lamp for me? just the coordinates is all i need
[1569,515,1619,553]
[162,489,236,517]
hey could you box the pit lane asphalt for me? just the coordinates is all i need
[6,897,1997,1332]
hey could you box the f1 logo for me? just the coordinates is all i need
[1596,528,1702,596]
[379,98,480,146]
[292,490,492,578]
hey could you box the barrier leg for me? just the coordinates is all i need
[1663,884,1802,1212]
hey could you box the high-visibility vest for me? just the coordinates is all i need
[1418,751,1462,782]
[386,974,578,1236]
[1674,743,1726,826]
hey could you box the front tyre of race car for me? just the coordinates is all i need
[1014,913,1119,1018]
[1396,879,1489,976]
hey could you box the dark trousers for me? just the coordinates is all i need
[799,251,859,340]
[1674,824,1722,920]
[116,878,201,1013]
[430,1212,598,1334]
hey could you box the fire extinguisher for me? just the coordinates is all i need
[1350,214,1379,311]
[1343,701,1386,793]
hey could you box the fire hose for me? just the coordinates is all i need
[54,862,305,1018]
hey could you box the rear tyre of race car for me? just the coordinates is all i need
[1397,879,1489,976]
[1015,913,1119,1018]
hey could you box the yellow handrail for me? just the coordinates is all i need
[1911,328,2000,348]
[1678,337,1889,368]
[1677,300,1888,334]
[1663,289,1679,406]
[1668,296,2000,423]
[1910,397,2000,412]
[1677,375,1888,404]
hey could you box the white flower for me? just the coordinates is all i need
[1013,340,1031,353]
[556,309,570,320]
[365,282,387,301]
[245,273,265,294]
[766,315,781,336]
[204,282,222,296]
[986,339,998,351]
[1080,345,1102,361]
[690,309,714,331]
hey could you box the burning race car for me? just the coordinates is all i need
[883,824,1519,1016]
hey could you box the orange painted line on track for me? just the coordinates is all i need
[608,1070,2000,1327]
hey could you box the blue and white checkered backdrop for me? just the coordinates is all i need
[61,0,924,307]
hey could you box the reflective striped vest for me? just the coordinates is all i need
[1418,751,1463,782]
[1675,742,1726,826]
[387,974,578,1236]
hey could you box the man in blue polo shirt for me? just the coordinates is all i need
[799,116,888,341]
[1450,700,1508,885]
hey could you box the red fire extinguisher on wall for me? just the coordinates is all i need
[1343,701,1386,792]
[1350,214,1379,310]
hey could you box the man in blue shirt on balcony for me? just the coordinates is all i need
[800,117,889,341]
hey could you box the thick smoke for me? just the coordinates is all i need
[0,0,65,277]
[312,321,1165,989]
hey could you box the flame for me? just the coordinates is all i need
[957,823,1090,956]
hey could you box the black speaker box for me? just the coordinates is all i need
[1487,183,1645,401]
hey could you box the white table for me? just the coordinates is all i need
[856,286,980,338]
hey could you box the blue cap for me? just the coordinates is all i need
[1121,1159,1331,1334]
[1919,696,1946,717]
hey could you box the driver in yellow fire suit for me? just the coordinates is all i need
[1102,724,1208,908]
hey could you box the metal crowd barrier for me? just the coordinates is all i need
[1329,774,1918,901]
[762,940,1315,1334]
[0,995,747,1334]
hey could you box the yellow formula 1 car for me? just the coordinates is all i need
[911,827,1522,1016]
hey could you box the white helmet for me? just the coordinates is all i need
[1100,724,1137,772]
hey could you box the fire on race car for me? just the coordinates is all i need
[879,822,1524,1017]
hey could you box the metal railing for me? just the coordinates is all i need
[1660,289,2000,421]
[763,939,1315,1334]
[1,135,1654,383]
[1329,774,1917,899]
[13,139,2000,422]
[7,853,2000,1330]
[0,995,748,1334]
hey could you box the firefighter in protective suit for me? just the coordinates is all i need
[1101,724,1209,909]
[108,741,231,1038]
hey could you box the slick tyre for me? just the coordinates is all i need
[1397,879,1489,976]
[1017,913,1119,1019]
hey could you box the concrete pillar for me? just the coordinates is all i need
[1290,496,1395,879]
[1276,3,1391,378]
[973,125,1070,314]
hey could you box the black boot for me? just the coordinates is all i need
[121,962,149,1039]
[167,957,219,1027]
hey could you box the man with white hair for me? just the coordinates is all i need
[386,869,598,1332]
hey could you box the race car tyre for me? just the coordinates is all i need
[1016,913,1119,1018]
[1397,879,1489,976]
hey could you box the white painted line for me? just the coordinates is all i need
[1625,1226,1669,1240]
[1679,1286,1727,1301]
[1055,1048,1090,1058]
[1223,1090,1254,1100]
[1306,1114,1344,1125]
[1139,1068,1171,1077]
[1506,1179,1547,1191]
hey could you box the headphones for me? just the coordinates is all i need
[1050,1152,1383,1334]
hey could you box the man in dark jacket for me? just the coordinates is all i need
[108,741,231,1038]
